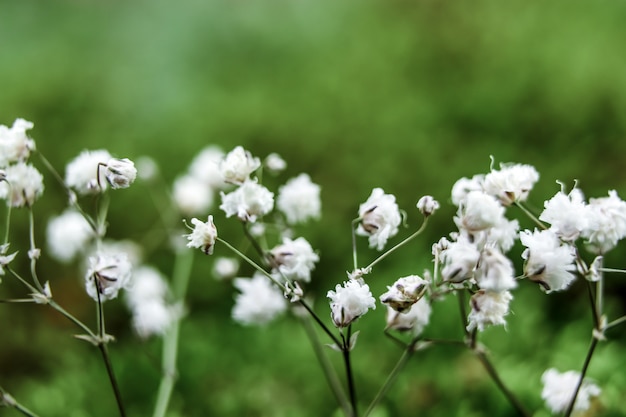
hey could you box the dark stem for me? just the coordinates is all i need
[242,222,267,262]
[98,344,127,417]
[298,299,342,347]
[342,328,358,417]
[564,337,599,417]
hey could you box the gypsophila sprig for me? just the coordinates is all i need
[46,209,94,263]
[357,188,402,251]
[276,173,321,224]
[380,275,428,313]
[466,290,513,332]
[65,149,112,195]
[232,272,287,326]
[520,228,576,292]
[219,146,261,184]
[104,158,137,189]
[219,179,274,222]
[0,118,35,166]
[269,237,319,283]
[0,162,44,207]
[185,215,217,255]
[327,278,376,328]
[85,251,132,302]
[541,368,601,414]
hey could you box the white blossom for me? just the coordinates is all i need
[185,215,217,255]
[46,210,94,263]
[0,248,18,277]
[581,190,626,254]
[540,187,588,242]
[219,179,274,222]
[65,149,112,195]
[385,298,431,336]
[380,275,428,313]
[483,162,539,205]
[0,162,44,207]
[276,173,321,224]
[172,174,214,216]
[327,278,376,328]
[475,247,517,292]
[189,146,226,189]
[126,266,169,305]
[0,118,35,166]
[416,195,439,217]
[85,252,132,302]
[455,191,505,232]
[356,188,402,251]
[520,229,576,293]
[104,158,137,189]
[212,257,239,280]
[232,272,287,326]
[270,237,319,283]
[135,156,159,182]
[264,153,287,173]
[440,237,481,283]
[466,290,513,332]
[451,174,484,207]
[486,217,520,253]
[541,368,601,414]
[219,146,261,184]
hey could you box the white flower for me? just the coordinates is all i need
[46,210,94,263]
[451,175,484,207]
[85,252,132,302]
[219,179,274,222]
[276,173,321,224]
[475,247,517,292]
[212,257,239,280]
[385,298,432,336]
[541,368,601,414]
[466,290,513,332]
[483,162,539,205]
[135,156,159,182]
[189,146,226,189]
[440,237,481,283]
[270,237,319,283]
[327,278,376,328]
[65,149,112,195]
[486,218,520,253]
[520,229,576,292]
[356,188,402,251]
[126,266,169,306]
[104,158,137,189]
[264,153,287,173]
[455,191,505,232]
[232,272,287,326]
[0,248,18,277]
[416,195,439,217]
[219,146,261,184]
[581,190,626,254]
[173,174,214,216]
[0,162,44,207]
[185,215,217,255]
[540,187,588,242]
[380,275,428,313]
[0,118,35,166]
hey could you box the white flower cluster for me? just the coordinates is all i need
[65,150,137,195]
[327,278,376,328]
[357,188,402,251]
[541,368,601,414]
[232,272,287,326]
[85,251,133,302]
[46,209,94,263]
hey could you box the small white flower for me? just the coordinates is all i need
[185,215,217,255]
[135,156,159,182]
[219,179,274,222]
[0,162,44,207]
[219,146,261,184]
[172,174,214,216]
[540,187,588,242]
[356,188,402,251]
[126,266,169,306]
[104,158,137,189]
[327,278,376,328]
[270,237,319,283]
[541,368,601,414]
[276,173,321,224]
[232,272,287,326]
[451,175,485,207]
[416,195,439,217]
[440,237,481,283]
[46,210,94,263]
[385,298,431,336]
[212,257,239,280]
[85,252,132,302]
[466,290,513,332]
[520,229,576,292]
[483,162,539,206]
[455,191,505,232]
[486,217,520,253]
[475,247,517,292]
[380,275,428,313]
[32,281,52,304]
[189,146,226,189]
[264,153,287,173]
[582,190,626,254]
[0,249,18,277]
[0,118,35,167]
[65,149,112,195]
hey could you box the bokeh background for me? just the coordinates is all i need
[2,0,626,416]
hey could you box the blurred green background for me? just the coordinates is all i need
[2,0,626,415]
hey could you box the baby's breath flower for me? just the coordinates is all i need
[46,210,94,263]
[416,195,439,217]
[185,215,217,255]
[65,149,112,195]
[85,252,132,302]
[264,153,287,173]
[357,188,402,251]
[232,272,287,326]
[327,278,376,328]
[440,237,480,283]
[520,229,576,292]
[0,162,44,207]
[451,174,485,207]
[212,257,239,280]
[189,146,226,189]
[483,162,539,206]
[269,237,319,283]
[219,146,261,184]
[540,187,588,242]
[466,290,512,332]
[541,368,601,414]
[475,247,517,292]
[582,190,626,254]
[219,179,274,222]
[455,191,505,232]
[276,173,321,224]
[0,118,35,167]
[0,248,18,277]
[104,158,137,189]
[173,174,214,216]
[380,275,428,313]
[385,298,431,336]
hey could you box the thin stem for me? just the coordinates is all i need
[0,386,41,417]
[351,218,360,271]
[457,290,469,338]
[7,267,39,294]
[604,314,626,331]
[298,299,342,347]
[27,209,43,292]
[564,337,599,417]
[2,199,11,246]
[364,218,428,272]
[242,222,267,262]
[98,344,127,417]
[598,267,626,274]
[513,202,547,230]
[153,249,194,417]
[48,299,97,338]
[300,315,351,417]
[586,281,600,329]
[342,327,357,417]
[475,350,531,417]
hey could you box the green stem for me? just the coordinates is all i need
[242,222,267,262]
[48,299,97,338]
[2,199,11,246]
[27,209,43,292]
[364,218,428,272]
[153,249,194,417]
[598,267,626,274]
[513,202,547,230]
[0,386,41,417]
[564,337,599,417]
[351,218,360,271]
[604,314,626,331]
[342,327,357,417]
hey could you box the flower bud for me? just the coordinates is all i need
[105,158,137,189]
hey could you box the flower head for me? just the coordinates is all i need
[185,215,217,255]
[219,179,274,222]
[232,272,287,326]
[0,118,35,167]
[466,290,513,332]
[0,162,44,207]
[327,278,376,328]
[173,174,214,216]
[385,298,432,336]
[104,158,137,189]
[475,247,517,292]
[85,252,132,302]
[357,188,402,251]
[380,275,428,313]
[65,149,112,195]
[541,368,601,414]
[582,190,626,254]
[276,173,321,224]
[219,146,261,184]
[455,191,505,232]
[264,153,287,173]
[269,237,319,283]
[540,187,588,242]
[416,195,439,217]
[440,237,481,283]
[46,210,94,263]
[520,229,576,292]
[212,257,239,280]
[483,162,539,205]
[189,146,226,189]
